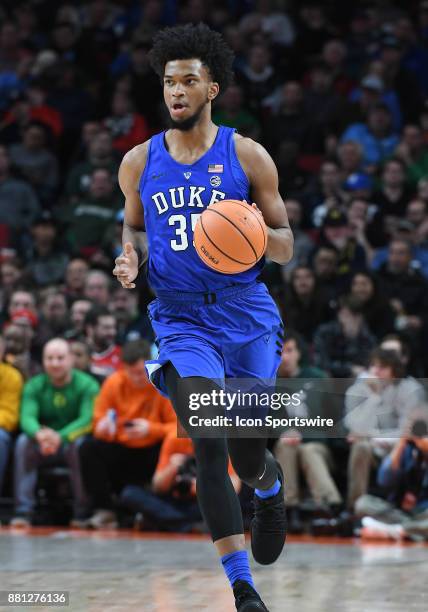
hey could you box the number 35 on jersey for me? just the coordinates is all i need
[151,186,226,252]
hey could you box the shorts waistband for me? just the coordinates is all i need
[156,282,257,305]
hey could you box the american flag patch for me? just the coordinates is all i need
[208,164,224,173]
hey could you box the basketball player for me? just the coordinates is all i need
[113,24,293,611]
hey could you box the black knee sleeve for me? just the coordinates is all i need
[164,363,244,541]
[228,440,278,490]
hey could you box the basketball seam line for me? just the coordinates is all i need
[227,201,267,255]
[207,208,258,260]
[200,217,253,266]
[208,207,258,260]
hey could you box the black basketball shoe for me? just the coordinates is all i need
[233,580,269,611]
[250,461,287,565]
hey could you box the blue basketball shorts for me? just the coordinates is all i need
[144,281,284,397]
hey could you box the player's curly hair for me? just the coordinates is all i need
[149,23,234,92]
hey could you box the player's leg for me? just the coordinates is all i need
[164,362,269,611]
[225,320,287,566]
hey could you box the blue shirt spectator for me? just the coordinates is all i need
[341,103,399,167]
[349,75,402,132]
[371,230,428,279]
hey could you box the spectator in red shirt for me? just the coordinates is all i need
[7,289,37,318]
[84,306,121,380]
[104,91,150,155]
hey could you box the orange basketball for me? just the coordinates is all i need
[193,199,267,274]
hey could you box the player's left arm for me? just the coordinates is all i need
[236,137,294,265]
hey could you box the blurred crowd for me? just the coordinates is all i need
[1,0,428,537]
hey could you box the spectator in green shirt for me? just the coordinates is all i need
[212,84,260,140]
[64,130,120,203]
[395,124,428,187]
[11,338,99,527]
[59,168,121,258]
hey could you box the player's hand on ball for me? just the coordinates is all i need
[251,203,263,218]
[243,199,263,219]
[113,242,138,289]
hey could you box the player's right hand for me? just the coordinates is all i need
[113,242,139,289]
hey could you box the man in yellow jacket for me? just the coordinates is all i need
[0,334,23,495]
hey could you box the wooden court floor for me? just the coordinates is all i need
[0,528,427,612]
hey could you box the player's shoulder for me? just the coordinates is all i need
[234,133,272,161]
[233,133,275,178]
[118,139,151,188]
[121,140,151,171]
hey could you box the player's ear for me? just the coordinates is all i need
[208,82,219,101]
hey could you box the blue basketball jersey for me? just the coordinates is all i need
[139,125,265,292]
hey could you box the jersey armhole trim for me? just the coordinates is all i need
[229,130,250,195]
[138,137,153,199]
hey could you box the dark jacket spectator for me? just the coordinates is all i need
[0,145,40,230]
[9,122,59,207]
[21,212,69,287]
[376,239,428,324]
[263,81,314,157]
[313,295,376,377]
[279,267,333,344]
[236,44,277,119]
[317,209,367,283]
[349,271,396,340]
[372,158,415,219]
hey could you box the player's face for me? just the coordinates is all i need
[163,59,219,130]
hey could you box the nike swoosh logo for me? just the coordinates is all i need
[258,463,267,480]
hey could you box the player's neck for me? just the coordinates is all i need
[168,116,218,156]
